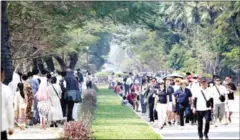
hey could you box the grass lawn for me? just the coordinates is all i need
[92,88,161,139]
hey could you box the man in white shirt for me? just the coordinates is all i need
[193,77,213,140]
[188,75,201,125]
[209,76,228,127]
[1,67,14,139]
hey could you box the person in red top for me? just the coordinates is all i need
[115,83,123,96]
[127,89,139,111]
[127,89,135,105]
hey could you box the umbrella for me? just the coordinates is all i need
[162,73,183,80]
[167,73,183,79]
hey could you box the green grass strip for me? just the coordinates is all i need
[92,88,161,139]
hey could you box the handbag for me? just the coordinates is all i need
[201,90,211,108]
[64,90,81,103]
[215,86,225,102]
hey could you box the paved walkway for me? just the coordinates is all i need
[8,90,240,139]
[136,97,240,139]
[8,124,63,139]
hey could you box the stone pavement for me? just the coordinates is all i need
[8,123,63,139]
[136,97,240,139]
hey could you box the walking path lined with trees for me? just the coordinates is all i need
[92,89,161,139]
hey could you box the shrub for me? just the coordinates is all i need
[92,83,99,92]
[63,121,92,140]
[80,89,97,125]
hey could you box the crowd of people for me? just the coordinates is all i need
[109,72,238,140]
[1,67,94,140]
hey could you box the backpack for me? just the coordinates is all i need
[177,88,189,105]
[123,76,128,82]
[77,72,84,83]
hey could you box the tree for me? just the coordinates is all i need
[1,1,13,84]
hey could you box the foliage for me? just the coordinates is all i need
[63,121,92,140]
[79,89,97,125]
[6,1,240,80]
[92,89,161,139]
[116,1,239,81]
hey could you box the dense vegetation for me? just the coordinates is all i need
[1,1,240,84]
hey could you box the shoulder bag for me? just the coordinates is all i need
[215,86,225,102]
[201,90,211,108]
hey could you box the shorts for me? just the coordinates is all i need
[225,100,235,112]
[167,102,173,111]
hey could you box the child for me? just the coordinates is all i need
[121,96,132,108]
[115,83,123,97]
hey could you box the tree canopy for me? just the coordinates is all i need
[3,1,240,82]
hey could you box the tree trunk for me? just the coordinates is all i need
[68,52,78,70]
[37,58,44,72]
[44,56,55,72]
[1,1,13,84]
[32,58,38,71]
[53,55,67,70]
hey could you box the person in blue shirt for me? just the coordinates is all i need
[173,80,192,129]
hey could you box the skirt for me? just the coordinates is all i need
[38,100,51,120]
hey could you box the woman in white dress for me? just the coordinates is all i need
[14,83,27,130]
[48,77,63,127]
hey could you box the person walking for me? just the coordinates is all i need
[146,78,157,123]
[173,78,181,125]
[86,70,93,89]
[8,72,21,98]
[224,75,237,124]
[193,77,213,140]
[173,80,192,129]
[125,73,133,95]
[76,69,84,90]
[59,71,67,122]
[155,82,168,129]
[140,82,148,114]
[14,83,27,130]
[21,74,33,127]
[166,77,175,125]
[210,76,228,127]
[27,72,39,125]
[1,67,14,139]
[64,70,81,122]
[188,75,201,125]
[36,73,51,130]
[48,77,63,127]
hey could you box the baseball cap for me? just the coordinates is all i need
[193,74,198,78]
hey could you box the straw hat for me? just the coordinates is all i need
[180,79,188,85]
[174,78,182,83]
